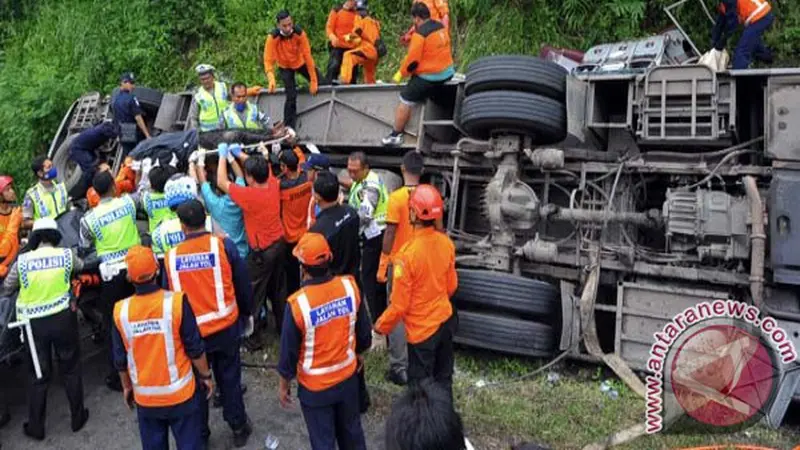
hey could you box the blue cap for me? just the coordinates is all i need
[120,72,136,83]
[302,154,330,171]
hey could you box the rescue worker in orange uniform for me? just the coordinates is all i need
[325,0,358,84]
[383,3,455,146]
[400,0,449,46]
[374,184,458,399]
[164,199,254,448]
[264,10,322,129]
[0,176,21,279]
[278,232,371,450]
[278,148,313,295]
[85,159,137,208]
[712,0,774,69]
[339,0,383,85]
[112,245,213,450]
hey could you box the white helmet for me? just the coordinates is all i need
[195,64,216,75]
[164,175,198,208]
[32,218,58,233]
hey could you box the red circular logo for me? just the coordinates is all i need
[669,324,776,427]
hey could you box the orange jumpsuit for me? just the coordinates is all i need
[0,207,21,278]
[340,15,382,84]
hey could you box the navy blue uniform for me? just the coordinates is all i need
[278,275,372,450]
[112,89,145,155]
[69,122,118,198]
[111,283,205,450]
[162,232,254,438]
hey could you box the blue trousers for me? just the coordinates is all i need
[137,404,203,450]
[69,147,97,199]
[300,376,366,450]
[733,13,774,69]
[200,333,247,434]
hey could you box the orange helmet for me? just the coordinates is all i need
[126,245,159,284]
[0,176,12,193]
[409,184,444,221]
[292,232,333,266]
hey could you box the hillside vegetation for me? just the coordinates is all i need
[1,0,799,190]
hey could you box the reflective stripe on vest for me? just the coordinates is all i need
[117,292,195,403]
[223,103,261,130]
[17,247,72,320]
[152,216,212,258]
[195,81,229,131]
[742,0,770,25]
[30,182,68,220]
[347,171,388,227]
[296,277,358,377]
[166,236,238,336]
[84,195,141,260]
[142,191,176,233]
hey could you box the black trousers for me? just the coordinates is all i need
[278,65,324,129]
[26,309,85,435]
[246,239,288,336]
[285,241,301,297]
[361,233,387,324]
[325,46,359,84]
[101,270,134,377]
[407,314,457,402]
[200,335,247,433]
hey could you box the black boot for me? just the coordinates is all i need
[233,419,253,448]
[71,408,89,432]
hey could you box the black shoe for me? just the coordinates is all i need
[385,370,408,386]
[0,411,9,429]
[233,419,253,448]
[105,374,122,392]
[71,408,89,432]
[23,422,45,441]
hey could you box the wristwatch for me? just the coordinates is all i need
[197,372,213,381]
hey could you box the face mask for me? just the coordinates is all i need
[280,28,293,37]
[42,167,57,180]
[235,103,246,112]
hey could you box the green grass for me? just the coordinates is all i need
[242,334,798,449]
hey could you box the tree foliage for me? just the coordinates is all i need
[1,0,799,191]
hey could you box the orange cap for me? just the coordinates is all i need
[292,233,333,266]
[126,245,159,283]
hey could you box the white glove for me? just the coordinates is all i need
[131,159,142,171]
[141,157,153,174]
[242,316,255,338]
[271,142,281,154]
[286,127,296,139]
[169,153,179,167]
[197,149,206,168]
[188,151,199,164]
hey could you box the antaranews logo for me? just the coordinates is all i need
[644,299,799,434]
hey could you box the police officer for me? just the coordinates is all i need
[374,184,458,400]
[151,174,212,260]
[1,218,89,440]
[346,152,389,327]
[191,64,229,132]
[112,245,213,450]
[79,171,142,391]
[222,82,269,131]
[278,232,371,450]
[22,155,69,229]
[112,72,152,157]
[164,199,254,447]
[141,165,179,235]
